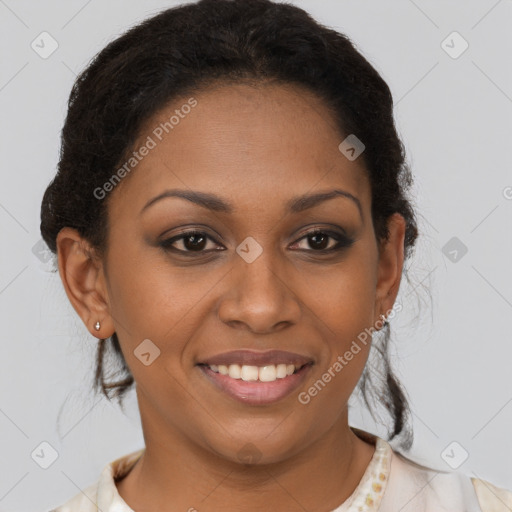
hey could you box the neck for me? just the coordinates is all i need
[116,399,376,512]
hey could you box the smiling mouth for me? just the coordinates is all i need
[196,348,314,405]
[196,362,313,405]
[198,362,309,382]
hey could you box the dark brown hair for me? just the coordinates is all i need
[41,0,418,450]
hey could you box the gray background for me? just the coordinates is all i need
[0,0,511,510]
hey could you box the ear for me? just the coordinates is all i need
[55,227,115,338]
[374,213,406,322]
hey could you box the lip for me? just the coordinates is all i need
[198,362,313,405]
[198,349,314,367]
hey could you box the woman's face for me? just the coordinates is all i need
[62,82,404,464]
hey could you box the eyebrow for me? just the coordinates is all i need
[140,188,363,219]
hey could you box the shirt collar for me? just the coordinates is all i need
[334,429,392,511]
[96,448,144,511]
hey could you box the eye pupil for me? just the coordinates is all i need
[184,233,207,251]
[309,232,329,250]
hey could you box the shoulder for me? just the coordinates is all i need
[48,482,98,512]
[383,448,512,512]
[48,448,144,512]
[471,477,512,512]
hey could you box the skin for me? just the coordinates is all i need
[57,81,405,512]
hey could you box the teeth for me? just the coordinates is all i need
[276,364,288,379]
[259,365,277,382]
[207,363,302,382]
[228,364,241,379]
[241,365,259,381]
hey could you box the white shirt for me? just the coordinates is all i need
[49,429,512,512]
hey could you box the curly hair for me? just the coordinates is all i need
[41,0,418,450]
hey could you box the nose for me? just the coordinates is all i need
[217,248,302,334]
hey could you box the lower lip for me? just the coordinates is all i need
[198,364,312,405]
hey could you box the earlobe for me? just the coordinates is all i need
[56,227,114,338]
[374,213,406,319]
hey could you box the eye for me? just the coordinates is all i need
[159,230,223,254]
[291,229,354,252]
[159,228,354,256]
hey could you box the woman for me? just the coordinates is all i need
[42,0,512,510]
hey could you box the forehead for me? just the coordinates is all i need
[111,81,371,217]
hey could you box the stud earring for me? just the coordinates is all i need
[94,321,101,331]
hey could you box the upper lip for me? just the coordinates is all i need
[199,349,313,367]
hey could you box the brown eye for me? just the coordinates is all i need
[159,230,222,254]
[292,229,354,252]
[307,232,331,250]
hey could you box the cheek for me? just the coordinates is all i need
[104,244,220,372]
[304,247,378,340]
[105,238,184,332]
[298,240,378,399]
[298,267,376,419]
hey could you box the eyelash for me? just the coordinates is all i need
[159,228,354,256]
